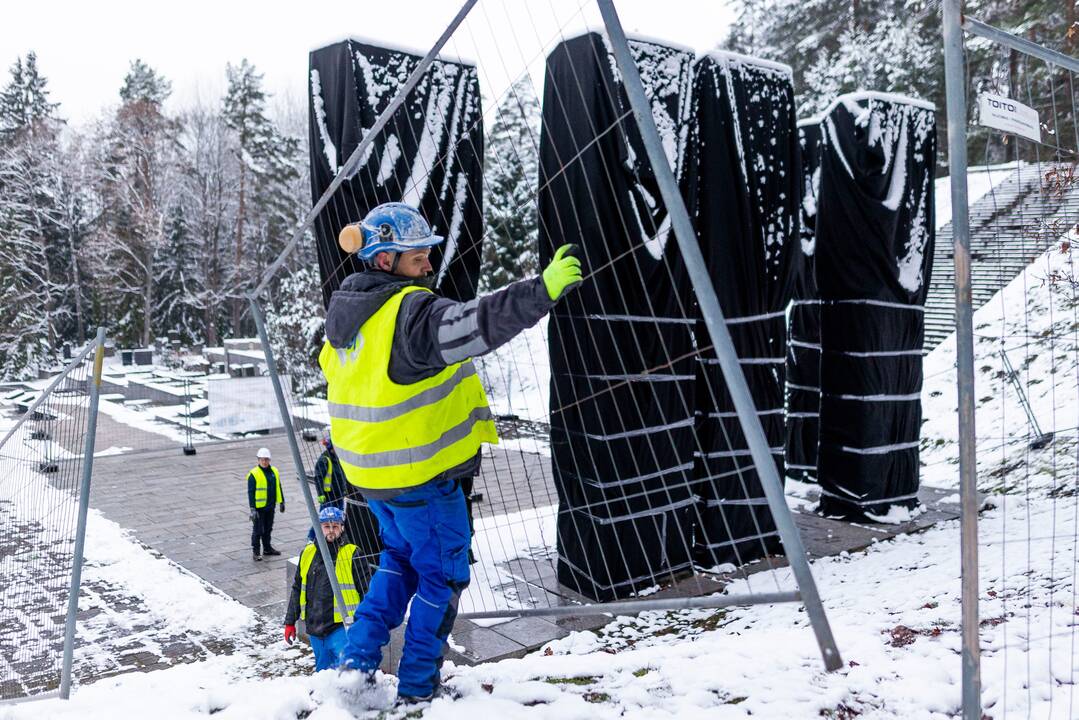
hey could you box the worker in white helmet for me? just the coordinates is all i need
[247,446,285,561]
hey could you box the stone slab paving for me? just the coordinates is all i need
[79,426,963,670]
[83,433,321,621]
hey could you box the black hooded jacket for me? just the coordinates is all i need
[323,270,554,498]
[284,538,372,638]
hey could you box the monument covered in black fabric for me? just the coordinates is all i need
[814,93,936,519]
[785,120,823,483]
[308,40,484,307]
[539,32,698,601]
[683,52,800,567]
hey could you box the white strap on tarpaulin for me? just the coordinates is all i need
[698,357,785,365]
[724,309,787,325]
[702,408,784,419]
[581,313,695,325]
[826,299,925,312]
[695,447,784,460]
[838,440,920,455]
[575,416,695,441]
[831,391,921,402]
[818,487,921,506]
[839,349,924,358]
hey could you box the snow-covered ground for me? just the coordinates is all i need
[2,168,1076,717]
[921,230,1079,497]
[2,488,1074,718]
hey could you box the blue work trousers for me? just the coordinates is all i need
[342,479,470,698]
[310,625,348,671]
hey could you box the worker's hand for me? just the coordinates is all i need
[279,502,285,513]
[284,624,296,644]
[318,494,326,504]
[542,244,583,301]
[249,509,257,523]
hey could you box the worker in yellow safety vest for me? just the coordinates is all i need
[321,202,582,703]
[247,446,284,561]
[284,506,371,671]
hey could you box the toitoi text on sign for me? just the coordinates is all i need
[977,92,1041,143]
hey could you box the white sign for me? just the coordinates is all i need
[978,93,1041,143]
[207,374,288,435]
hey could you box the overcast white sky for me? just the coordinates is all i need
[1,0,736,125]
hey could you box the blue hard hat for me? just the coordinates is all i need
[356,202,444,261]
[318,506,345,524]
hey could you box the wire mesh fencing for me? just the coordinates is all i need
[941,9,1079,718]
[248,0,839,668]
[0,330,105,702]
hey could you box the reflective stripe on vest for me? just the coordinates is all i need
[298,542,361,623]
[322,456,334,496]
[249,465,281,509]
[318,286,498,491]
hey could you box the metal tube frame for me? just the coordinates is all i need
[0,340,98,454]
[595,0,842,671]
[59,327,106,699]
[463,590,800,621]
[963,17,1079,74]
[943,1,981,718]
[247,296,352,627]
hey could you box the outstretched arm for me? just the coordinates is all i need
[391,246,582,381]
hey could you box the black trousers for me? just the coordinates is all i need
[252,506,276,553]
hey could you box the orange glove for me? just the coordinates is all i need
[284,625,296,644]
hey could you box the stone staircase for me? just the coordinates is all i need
[924,162,1079,352]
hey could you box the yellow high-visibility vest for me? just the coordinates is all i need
[298,542,360,624]
[249,465,282,509]
[318,454,335,502]
[318,286,498,491]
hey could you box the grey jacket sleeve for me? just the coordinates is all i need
[389,276,554,383]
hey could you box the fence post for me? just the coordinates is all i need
[942,1,982,718]
[59,326,106,699]
[247,294,351,626]
[595,0,841,671]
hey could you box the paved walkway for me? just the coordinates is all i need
[85,433,316,621]
[77,416,963,667]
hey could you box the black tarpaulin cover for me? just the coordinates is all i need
[308,40,484,307]
[539,32,698,601]
[814,92,936,519]
[682,52,800,567]
[785,120,823,482]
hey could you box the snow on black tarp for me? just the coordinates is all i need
[683,52,800,567]
[785,120,823,482]
[539,32,697,601]
[814,92,936,519]
[308,40,484,307]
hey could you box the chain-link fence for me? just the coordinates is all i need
[247,0,840,671]
[0,328,105,702]
[942,5,1079,718]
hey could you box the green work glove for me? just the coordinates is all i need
[542,244,583,301]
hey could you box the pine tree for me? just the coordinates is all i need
[726,1,1077,168]
[726,1,944,118]
[222,59,300,333]
[481,77,541,291]
[0,52,82,374]
[87,59,180,347]
[178,103,232,347]
[119,58,172,106]
[0,52,59,143]
[265,264,325,394]
[153,203,204,342]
